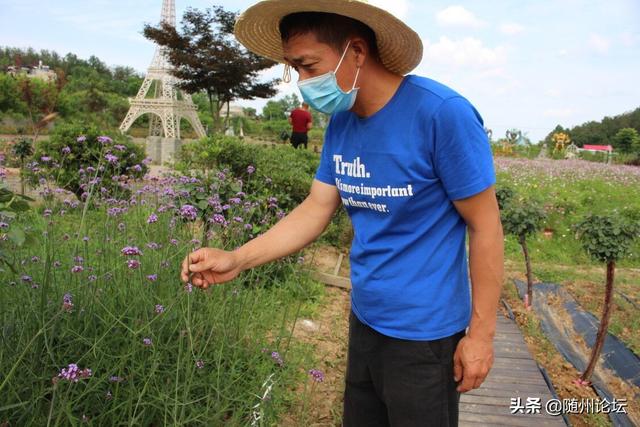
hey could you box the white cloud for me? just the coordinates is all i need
[423,37,506,68]
[436,6,485,29]
[500,23,524,36]
[620,32,639,47]
[369,0,410,20]
[543,108,576,118]
[588,33,610,54]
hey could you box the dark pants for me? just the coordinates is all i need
[291,131,308,149]
[343,311,466,427]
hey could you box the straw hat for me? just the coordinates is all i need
[234,0,423,76]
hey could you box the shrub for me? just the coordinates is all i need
[23,122,148,201]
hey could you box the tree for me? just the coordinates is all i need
[501,196,546,309]
[143,5,279,132]
[612,127,640,153]
[574,214,639,384]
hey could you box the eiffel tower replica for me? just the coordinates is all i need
[119,0,206,163]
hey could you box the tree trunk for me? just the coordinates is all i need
[519,235,534,308]
[581,261,615,382]
[207,91,221,134]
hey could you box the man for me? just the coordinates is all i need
[181,1,504,425]
[289,102,313,149]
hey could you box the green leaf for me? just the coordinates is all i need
[7,228,25,246]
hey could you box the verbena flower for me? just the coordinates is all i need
[271,351,284,367]
[147,274,158,282]
[57,363,92,383]
[121,246,143,256]
[147,213,158,224]
[247,165,255,174]
[77,135,86,143]
[179,205,198,221]
[127,259,140,269]
[143,337,152,346]
[97,136,113,144]
[71,265,84,273]
[308,369,324,383]
[155,304,164,314]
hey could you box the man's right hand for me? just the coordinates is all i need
[180,247,243,289]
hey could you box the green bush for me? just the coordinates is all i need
[24,122,148,201]
[176,136,319,211]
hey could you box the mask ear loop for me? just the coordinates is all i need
[351,66,361,91]
[334,40,352,73]
[283,64,292,83]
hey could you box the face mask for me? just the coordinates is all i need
[297,40,361,115]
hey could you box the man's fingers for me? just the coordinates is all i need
[453,351,462,382]
[457,371,477,393]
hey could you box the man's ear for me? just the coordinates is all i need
[350,37,368,67]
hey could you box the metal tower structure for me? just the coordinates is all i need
[119,0,206,139]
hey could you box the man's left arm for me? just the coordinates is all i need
[451,185,504,393]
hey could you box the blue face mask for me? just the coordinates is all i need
[297,41,361,115]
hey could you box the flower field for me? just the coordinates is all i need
[0,134,324,425]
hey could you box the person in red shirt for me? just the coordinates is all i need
[288,102,313,149]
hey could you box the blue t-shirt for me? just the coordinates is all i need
[315,75,496,340]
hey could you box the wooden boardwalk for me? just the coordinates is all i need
[459,314,567,426]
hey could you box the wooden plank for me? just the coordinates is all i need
[333,253,344,276]
[463,387,554,399]
[309,271,351,290]
[459,411,565,426]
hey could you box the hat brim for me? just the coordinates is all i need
[234,0,423,76]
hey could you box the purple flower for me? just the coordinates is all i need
[143,337,152,346]
[41,156,51,162]
[121,246,143,256]
[63,293,74,312]
[114,144,126,152]
[88,275,97,282]
[105,154,118,164]
[97,136,113,144]
[229,197,241,205]
[74,255,84,264]
[71,265,84,273]
[21,275,32,283]
[211,214,225,224]
[233,216,243,223]
[0,222,8,229]
[57,363,92,383]
[244,223,253,230]
[179,205,198,221]
[109,376,124,383]
[184,283,193,293]
[147,213,158,224]
[31,256,40,263]
[155,304,164,314]
[147,274,158,282]
[61,146,71,154]
[146,242,160,250]
[196,360,205,369]
[127,259,140,269]
[77,135,86,143]
[169,238,179,246]
[271,351,284,367]
[308,369,324,383]
[247,165,255,174]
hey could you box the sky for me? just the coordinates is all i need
[1,0,639,142]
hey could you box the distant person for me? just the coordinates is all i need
[288,102,313,149]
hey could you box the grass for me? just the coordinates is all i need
[0,168,325,425]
